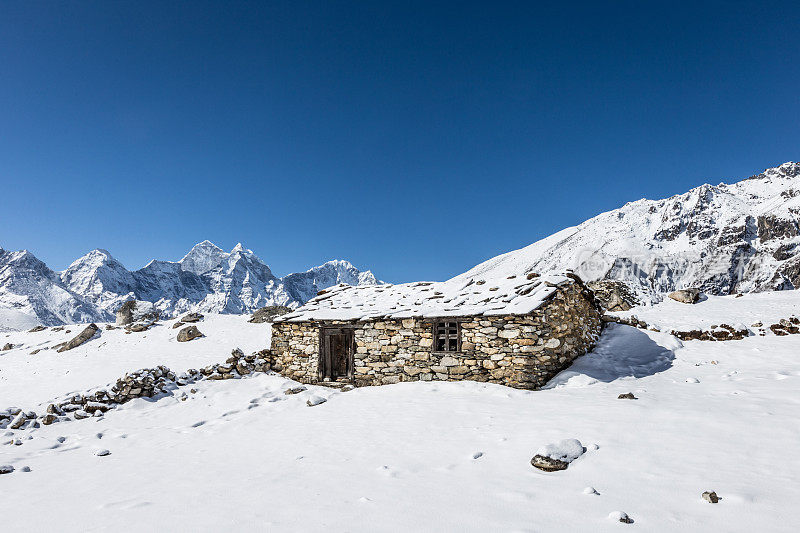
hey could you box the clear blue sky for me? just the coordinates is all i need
[1,1,797,282]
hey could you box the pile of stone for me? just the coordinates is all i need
[670,324,749,341]
[769,317,800,336]
[1,348,276,430]
[197,348,273,380]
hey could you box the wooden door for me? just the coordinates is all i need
[321,328,353,380]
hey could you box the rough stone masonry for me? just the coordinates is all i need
[271,276,603,390]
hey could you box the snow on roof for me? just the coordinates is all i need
[275,272,574,322]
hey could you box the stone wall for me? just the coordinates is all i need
[272,281,603,390]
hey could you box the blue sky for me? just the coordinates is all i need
[1,1,798,282]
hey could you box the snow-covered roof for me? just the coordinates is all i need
[275,272,574,322]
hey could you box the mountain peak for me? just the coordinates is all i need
[180,240,227,275]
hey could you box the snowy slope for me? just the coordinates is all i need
[454,162,800,302]
[2,304,800,531]
[0,241,381,328]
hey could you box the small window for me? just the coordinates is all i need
[434,321,460,352]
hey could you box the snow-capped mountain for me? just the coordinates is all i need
[0,241,380,328]
[0,249,111,330]
[454,162,800,302]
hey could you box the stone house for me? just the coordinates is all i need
[271,272,603,390]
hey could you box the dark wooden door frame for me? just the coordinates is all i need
[319,327,354,381]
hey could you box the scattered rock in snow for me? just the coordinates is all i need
[284,387,307,395]
[177,325,204,342]
[2,343,13,351]
[41,414,58,425]
[530,455,570,472]
[531,438,586,471]
[702,491,720,503]
[172,322,184,329]
[57,323,99,352]
[20,465,31,472]
[249,305,292,323]
[686,377,700,383]
[306,395,327,407]
[28,325,46,332]
[73,410,91,420]
[608,511,633,523]
[583,487,599,495]
[668,288,702,304]
[618,392,637,400]
[0,465,14,474]
[180,312,204,323]
[95,449,111,456]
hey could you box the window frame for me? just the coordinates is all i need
[431,319,462,353]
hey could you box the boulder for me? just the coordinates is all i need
[115,300,159,326]
[587,280,639,312]
[530,454,570,472]
[248,305,292,323]
[702,491,720,503]
[95,449,111,456]
[41,414,58,425]
[180,312,204,323]
[0,465,14,475]
[284,386,307,395]
[1,343,13,351]
[28,325,46,333]
[667,288,702,304]
[618,392,637,400]
[127,322,151,333]
[57,324,100,352]
[177,325,204,342]
[172,321,185,329]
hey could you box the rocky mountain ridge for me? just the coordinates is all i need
[454,161,800,302]
[0,241,380,329]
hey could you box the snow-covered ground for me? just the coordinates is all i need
[611,291,800,332]
[2,312,800,531]
[0,314,271,407]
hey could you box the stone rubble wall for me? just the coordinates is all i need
[272,282,603,390]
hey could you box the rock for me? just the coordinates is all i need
[105,324,116,330]
[172,322,184,329]
[608,511,633,524]
[0,465,14,474]
[9,413,26,429]
[41,414,58,425]
[702,491,720,503]
[2,343,14,351]
[180,312,204,323]
[530,454,570,472]
[306,395,327,407]
[127,322,151,333]
[115,300,159,326]
[57,324,99,352]
[20,466,31,472]
[73,410,91,420]
[583,486,599,495]
[284,386,307,395]
[587,280,639,312]
[618,392,637,400]
[84,402,110,414]
[177,325,204,342]
[28,325,46,333]
[95,449,111,456]
[667,288,702,304]
[248,305,292,323]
